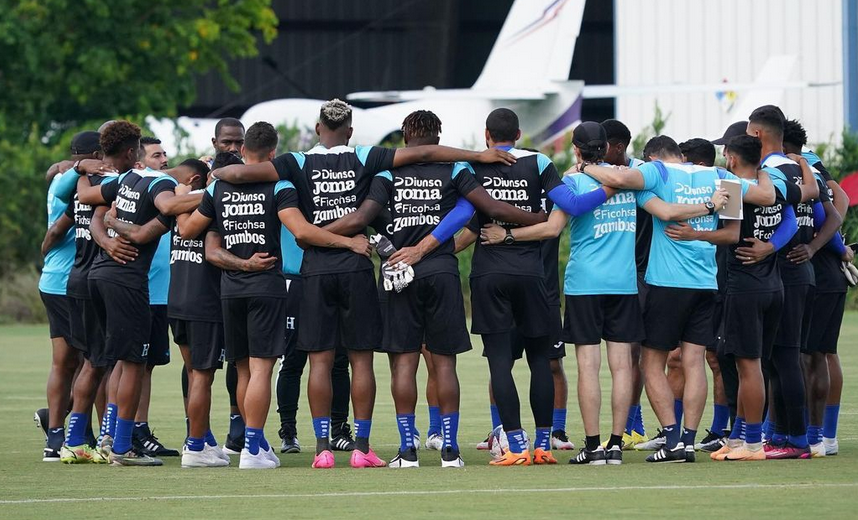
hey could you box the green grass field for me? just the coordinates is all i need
[1,316,857,519]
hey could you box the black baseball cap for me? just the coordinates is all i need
[572,121,607,150]
[70,131,101,155]
[711,121,748,145]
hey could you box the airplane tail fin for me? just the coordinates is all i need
[472,0,585,91]
[729,55,798,119]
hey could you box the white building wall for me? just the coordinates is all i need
[615,0,843,147]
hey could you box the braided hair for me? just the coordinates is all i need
[319,99,353,130]
[401,110,442,140]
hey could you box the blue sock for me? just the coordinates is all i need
[103,403,118,439]
[674,399,683,426]
[729,417,745,440]
[66,412,88,446]
[681,428,697,447]
[772,432,787,445]
[534,428,551,451]
[634,406,645,434]
[427,406,441,436]
[506,429,528,453]
[355,419,372,440]
[745,422,762,445]
[663,424,680,449]
[441,412,460,451]
[48,426,65,450]
[789,433,808,449]
[113,418,135,454]
[229,413,245,439]
[245,427,262,455]
[552,408,566,432]
[259,432,270,452]
[823,404,840,439]
[205,429,218,447]
[187,437,205,452]
[312,417,330,440]
[625,405,639,435]
[490,404,501,429]
[396,414,416,452]
[711,404,729,435]
[807,425,822,445]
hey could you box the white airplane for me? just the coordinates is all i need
[148,0,831,156]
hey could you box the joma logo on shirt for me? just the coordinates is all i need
[221,203,265,218]
[116,197,137,213]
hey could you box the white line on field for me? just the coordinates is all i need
[2,482,857,505]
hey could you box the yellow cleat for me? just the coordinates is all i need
[60,444,100,464]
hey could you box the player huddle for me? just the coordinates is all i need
[36,99,853,469]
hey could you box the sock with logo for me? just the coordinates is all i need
[606,434,624,450]
[534,427,551,451]
[65,413,88,447]
[244,427,262,455]
[133,421,149,439]
[823,404,840,439]
[186,437,205,452]
[490,404,502,429]
[552,408,567,433]
[259,431,270,452]
[674,399,683,426]
[729,417,745,440]
[681,428,697,448]
[205,429,218,447]
[113,418,135,455]
[397,414,416,452]
[745,422,763,446]
[711,404,729,436]
[102,403,118,439]
[312,416,330,454]
[355,419,372,453]
[229,413,245,440]
[427,406,441,437]
[663,424,680,449]
[506,429,528,454]
[806,425,822,446]
[442,412,461,451]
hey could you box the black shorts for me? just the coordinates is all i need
[722,291,783,360]
[775,284,812,349]
[40,292,71,341]
[222,296,287,361]
[69,297,109,368]
[285,276,301,355]
[636,271,649,309]
[91,280,151,364]
[170,319,225,370]
[643,286,717,351]
[383,273,471,356]
[510,306,565,360]
[708,294,726,352]
[147,305,170,366]
[804,292,847,354]
[563,294,644,345]
[470,274,549,337]
[298,271,382,352]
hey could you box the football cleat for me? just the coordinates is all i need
[622,431,648,450]
[238,448,276,469]
[98,435,114,458]
[181,446,229,468]
[635,429,666,451]
[350,448,386,468]
[43,445,60,462]
[606,445,623,465]
[330,423,356,452]
[279,428,301,454]
[311,450,335,469]
[489,449,531,466]
[823,437,838,456]
[645,443,687,463]
[476,432,492,450]
[723,445,765,461]
[223,433,243,456]
[440,446,465,468]
[34,408,49,439]
[133,425,180,457]
[389,447,419,468]
[425,433,443,451]
[568,446,607,466]
[550,430,575,450]
[60,444,101,464]
[109,449,163,466]
[765,444,809,460]
[808,442,826,458]
[695,429,726,452]
[684,445,696,463]
[532,448,557,465]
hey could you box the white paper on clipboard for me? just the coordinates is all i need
[714,179,743,220]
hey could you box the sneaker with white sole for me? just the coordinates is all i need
[476,431,492,450]
[263,445,281,467]
[809,442,826,458]
[635,429,667,451]
[239,448,276,469]
[823,437,838,456]
[550,430,575,450]
[440,446,465,468]
[389,447,419,468]
[182,446,229,468]
[425,433,443,451]
[645,443,687,463]
[206,444,231,463]
[695,429,726,452]
[109,449,163,466]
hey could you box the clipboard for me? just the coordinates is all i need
[714,179,743,220]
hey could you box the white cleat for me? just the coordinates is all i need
[823,437,838,456]
[809,442,827,458]
[206,444,231,463]
[413,435,421,451]
[239,449,277,469]
[263,445,281,467]
[388,449,419,468]
[425,433,443,451]
[182,446,229,468]
[550,430,575,450]
[441,455,465,468]
[635,431,667,451]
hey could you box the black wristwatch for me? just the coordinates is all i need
[503,229,516,245]
[72,160,83,175]
[704,201,716,215]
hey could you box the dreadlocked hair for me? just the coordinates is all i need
[319,99,352,130]
[401,110,442,140]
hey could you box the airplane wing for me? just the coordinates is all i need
[346,89,547,103]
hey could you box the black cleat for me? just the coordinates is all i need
[684,445,696,462]
[224,433,243,455]
[568,446,607,465]
[605,445,623,465]
[389,447,419,468]
[43,444,60,462]
[696,429,726,452]
[132,425,180,457]
[279,427,301,454]
[34,408,49,439]
[330,423,356,451]
[645,443,688,463]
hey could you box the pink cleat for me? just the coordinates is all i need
[312,450,335,469]
[350,448,386,468]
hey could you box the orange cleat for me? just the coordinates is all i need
[723,446,765,461]
[532,448,557,465]
[489,449,532,466]
[710,443,733,461]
